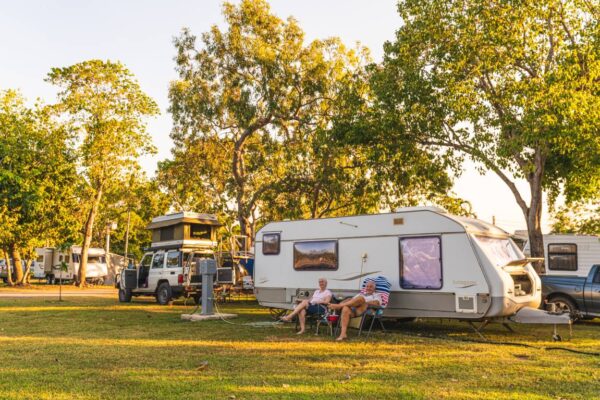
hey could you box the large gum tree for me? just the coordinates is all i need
[166,0,464,242]
[47,60,159,286]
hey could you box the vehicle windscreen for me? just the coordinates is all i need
[473,235,522,267]
[88,256,105,264]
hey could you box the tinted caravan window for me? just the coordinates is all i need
[262,233,280,255]
[548,243,577,271]
[293,241,338,271]
[400,236,442,290]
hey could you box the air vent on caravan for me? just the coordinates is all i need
[455,294,477,313]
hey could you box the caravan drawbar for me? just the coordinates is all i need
[254,207,544,320]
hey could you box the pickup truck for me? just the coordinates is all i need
[542,264,600,320]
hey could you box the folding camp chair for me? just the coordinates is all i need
[357,276,391,338]
[331,276,391,338]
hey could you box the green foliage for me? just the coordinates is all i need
[373,0,600,260]
[47,60,159,189]
[0,90,79,280]
[94,171,170,259]
[551,200,600,235]
[163,0,465,237]
[47,60,159,282]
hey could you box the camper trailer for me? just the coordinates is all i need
[36,246,108,285]
[254,207,548,321]
[523,234,600,277]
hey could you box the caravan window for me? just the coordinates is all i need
[399,236,442,290]
[548,244,577,271]
[474,236,520,267]
[293,241,338,271]
[262,233,280,255]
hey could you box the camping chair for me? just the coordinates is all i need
[295,295,341,335]
[357,276,391,338]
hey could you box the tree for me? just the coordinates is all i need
[47,60,159,286]
[0,90,79,285]
[375,0,600,272]
[166,0,464,240]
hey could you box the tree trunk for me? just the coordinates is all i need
[3,249,14,286]
[524,170,546,274]
[79,186,103,287]
[10,245,23,285]
[20,259,32,285]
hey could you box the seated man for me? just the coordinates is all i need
[328,280,382,341]
[281,278,332,334]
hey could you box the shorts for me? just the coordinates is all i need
[306,304,327,315]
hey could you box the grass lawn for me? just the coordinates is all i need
[0,296,598,400]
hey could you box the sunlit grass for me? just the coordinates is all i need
[0,296,598,399]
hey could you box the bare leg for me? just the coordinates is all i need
[330,296,366,311]
[297,309,306,334]
[337,306,352,340]
[282,300,309,321]
[336,300,369,341]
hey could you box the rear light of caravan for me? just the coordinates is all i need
[178,274,184,284]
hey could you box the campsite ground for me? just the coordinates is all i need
[0,295,597,400]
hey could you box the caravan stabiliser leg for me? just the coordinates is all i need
[467,320,490,340]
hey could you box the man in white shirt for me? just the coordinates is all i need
[328,280,381,341]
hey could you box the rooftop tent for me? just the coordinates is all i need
[147,212,221,251]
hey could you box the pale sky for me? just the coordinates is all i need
[0,0,551,233]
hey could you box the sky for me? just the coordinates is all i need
[0,0,551,233]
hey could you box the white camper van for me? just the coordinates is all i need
[523,234,600,278]
[36,246,108,285]
[254,207,545,321]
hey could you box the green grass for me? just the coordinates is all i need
[0,296,598,399]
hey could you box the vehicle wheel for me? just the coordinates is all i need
[118,287,132,303]
[2,277,7,284]
[96,277,105,286]
[156,282,173,306]
[546,296,579,321]
[46,275,54,285]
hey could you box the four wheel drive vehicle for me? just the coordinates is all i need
[117,249,208,305]
[542,264,600,320]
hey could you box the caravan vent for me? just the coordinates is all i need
[455,294,477,313]
[393,218,404,225]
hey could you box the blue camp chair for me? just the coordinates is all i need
[358,276,391,338]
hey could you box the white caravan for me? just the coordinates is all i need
[35,246,108,284]
[523,234,600,278]
[254,207,548,321]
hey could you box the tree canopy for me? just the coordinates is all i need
[372,0,600,270]
[163,0,464,240]
[0,90,79,284]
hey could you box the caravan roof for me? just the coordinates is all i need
[258,207,508,240]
